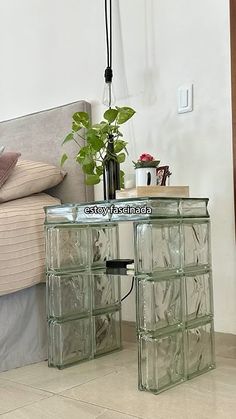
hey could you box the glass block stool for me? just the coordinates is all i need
[135,219,215,394]
[45,197,215,393]
[45,223,122,368]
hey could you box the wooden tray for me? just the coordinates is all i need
[116,186,189,199]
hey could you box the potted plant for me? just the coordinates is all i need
[61,106,135,199]
[133,153,160,186]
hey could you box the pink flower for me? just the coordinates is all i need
[139,153,155,162]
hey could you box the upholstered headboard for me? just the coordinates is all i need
[0,101,94,203]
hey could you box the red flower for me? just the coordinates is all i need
[139,153,154,162]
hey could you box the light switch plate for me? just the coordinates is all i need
[177,84,193,114]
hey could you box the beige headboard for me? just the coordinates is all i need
[0,101,94,203]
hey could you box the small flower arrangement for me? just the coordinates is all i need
[133,153,160,169]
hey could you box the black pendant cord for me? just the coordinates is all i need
[104,0,110,68]
[104,0,113,108]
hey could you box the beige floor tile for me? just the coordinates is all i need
[0,360,114,394]
[0,395,105,419]
[90,348,137,370]
[98,411,140,419]
[61,363,236,419]
[0,379,51,415]
[0,396,140,419]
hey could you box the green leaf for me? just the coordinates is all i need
[87,130,105,151]
[60,153,68,166]
[92,122,110,134]
[77,146,90,156]
[120,169,125,189]
[103,108,118,123]
[80,155,93,165]
[62,133,74,145]
[89,137,104,151]
[86,174,100,185]
[73,112,90,128]
[96,165,103,176]
[114,140,128,153]
[116,107,136,124]
[117,152,126,163]
[72,122,82,132]
[82,162,95,174]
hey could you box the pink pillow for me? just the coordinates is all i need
[0,152,21,188]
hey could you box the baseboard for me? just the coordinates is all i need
[122,321,236,359]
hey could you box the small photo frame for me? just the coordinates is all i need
[156,166,171,186]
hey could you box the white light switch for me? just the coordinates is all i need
[178,84,193,114]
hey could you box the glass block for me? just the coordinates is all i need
[183,221,210,270]
[135,222,181,274]
[185,272,213,322]
[180,199,209,218]
[44,204,77,224]
[109,198,179,222]
[149,199,179,218]
[48,317,92,368]
[93,310,121,356]
[92,271,121,311]
[137,275,183,332]
[90,224,119,268]
[47,273,91,320]
[110,200,153,222]
[76,202,111,223]
[46,225,89,272]
[138,330,185,394]
[186,320,215,379]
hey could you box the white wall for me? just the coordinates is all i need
[1,0,235,333]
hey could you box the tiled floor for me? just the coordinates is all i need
[0,342,236,418]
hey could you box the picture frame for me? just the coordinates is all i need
[156,165,171,186]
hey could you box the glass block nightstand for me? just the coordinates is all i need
[44,197,215,393]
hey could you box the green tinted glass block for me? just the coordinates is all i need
[47,273,91,320]
[179,199,209,218]
[92,271,121,311]
[48,317,92,368]
[90,224,119,269]
[186,320,215,379]
[44,204,77,224]
[134,222,181,274]
[138,330,185,394]
[148,199,179,218]
[93,309,121,356]
[185,271,213,323]
[137,275,183,332]
[76,202,111,223]
[183,221,210,270]
[46,225,89,272]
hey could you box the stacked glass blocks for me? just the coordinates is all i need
[135,219,215,394]
[44,197,215,393]
[46,223,122,369]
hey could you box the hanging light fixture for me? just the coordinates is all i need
[102,0,116,108]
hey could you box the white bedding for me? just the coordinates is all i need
[0,193,60,295]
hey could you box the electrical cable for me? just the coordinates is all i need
[104,0,110,67]
[104,0,113,108]
[121,277,134,302]
[109,0,112,68]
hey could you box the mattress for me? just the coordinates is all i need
[0,193,60,296]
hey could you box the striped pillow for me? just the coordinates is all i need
[0,160,66,203]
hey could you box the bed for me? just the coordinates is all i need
[0,100,93,372]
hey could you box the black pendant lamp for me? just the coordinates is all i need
[102,0,120,200]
